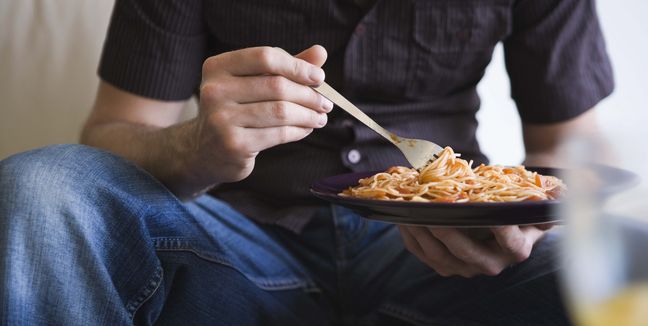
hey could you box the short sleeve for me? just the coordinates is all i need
[98,0,207,101]
[504,0,614,124]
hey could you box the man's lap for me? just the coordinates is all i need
[0,145,326,324]
[264,205,568,325]
[0,145,569,325]
[142,195,328,324]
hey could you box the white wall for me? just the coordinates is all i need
[477,0,648,169]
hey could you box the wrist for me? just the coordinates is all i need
[158,119,218,200]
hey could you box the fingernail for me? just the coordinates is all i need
[310,68,325,83]
[318,114,328,127]
[322,97,334,112]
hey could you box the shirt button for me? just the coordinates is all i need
[347,149,362,164]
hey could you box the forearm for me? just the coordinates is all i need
[80,119,209,200]
[522,151,561,167]
[522,109,614,167]
[522,132,614,167]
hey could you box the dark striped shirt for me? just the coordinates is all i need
[99,0,614,232]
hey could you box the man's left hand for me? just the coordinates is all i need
[399,225,550,278]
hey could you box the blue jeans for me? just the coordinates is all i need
[0,145,570,325]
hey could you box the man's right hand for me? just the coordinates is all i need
[81,45,332,199]
[186,45,333,188]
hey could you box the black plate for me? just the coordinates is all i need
[310,165,639,227]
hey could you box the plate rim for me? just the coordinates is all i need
[308,164,639,226]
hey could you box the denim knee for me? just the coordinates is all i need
[3,144,134,186]
[0,145,169,323]
[0,143,171,209]
[0,144,142,246]
[1,143,179,233]
[1,144,112,206]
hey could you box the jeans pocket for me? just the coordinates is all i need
[153,236,319,292]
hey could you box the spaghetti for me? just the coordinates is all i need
[341,147,565,203]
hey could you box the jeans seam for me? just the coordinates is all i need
[127,265,164,321]
[378,303,484,326]
[330,204,353,320]
[331,205,369,248]
[379,304,426,325]
[344,218,369,247]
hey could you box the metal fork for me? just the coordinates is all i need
[312,82,444,170]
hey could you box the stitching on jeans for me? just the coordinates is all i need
[126,265,164,321]
[151,235,322,291]
[152,237,197,250]
[154,247,320,292]
[152,237,321,291]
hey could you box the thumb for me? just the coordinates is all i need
[534,222,556,231]
[295,44,328,67]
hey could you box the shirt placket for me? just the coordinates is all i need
[340,1,414,172]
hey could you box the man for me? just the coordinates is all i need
[0,0,613,324]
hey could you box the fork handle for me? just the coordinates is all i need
[312,83,397,144]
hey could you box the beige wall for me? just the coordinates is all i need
[0,1,115,159]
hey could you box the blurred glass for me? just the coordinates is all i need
[559,133,648,326]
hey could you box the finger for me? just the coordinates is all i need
[429,227,510,276]
[399,226,427,260]
[239,126,314,152]
[521,225,547,247]
[208,46,325,85]
[400,226,479,278]
[407,226,477,277]
[294,45,328,68]
[203,75,332,113]
[232,101,327,129]
[489,226,537,263]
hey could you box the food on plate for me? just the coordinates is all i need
[341,147,566,203]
